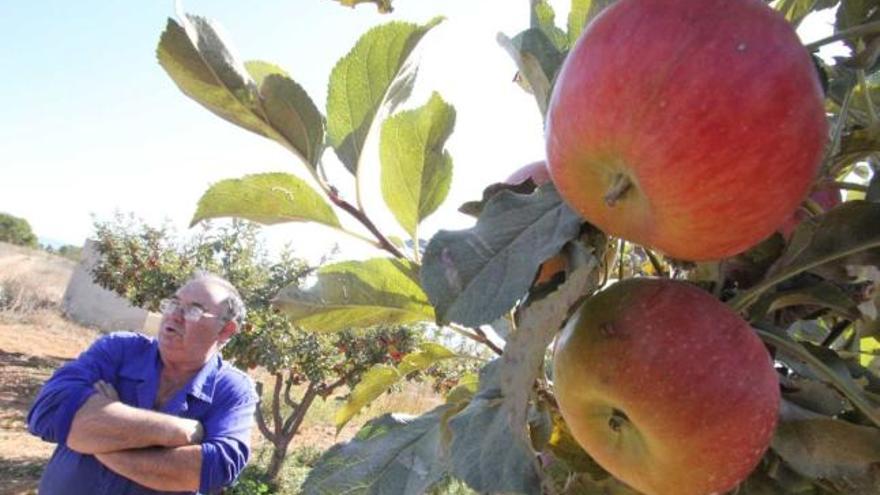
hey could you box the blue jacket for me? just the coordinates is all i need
[27,331,258,494]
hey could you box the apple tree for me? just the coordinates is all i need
[151,0,880,493]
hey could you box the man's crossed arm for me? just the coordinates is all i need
[67,381,202,492]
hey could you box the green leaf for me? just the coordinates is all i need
[783,374,849,416]
[445,372,479,405]
[335,343,457,431]
[327,17,443,174]
[398,342,457,375]
[421,184,582,326]
[568,0,616,46]
[158,17,324,170]
[511,28,566,89]
[260,74,325,167]
[755,327,880,427]
[191,173,340,228]
[244,60,288,85]
[157,17,269,138]
[244,61,325,167]
[500,263,599,436]
[772,418,880,492]
[730,201,880,312]
[750,281,861,321]
[530,0,568,50]
[335,0,394,14]
[273,258,435,332]
[771,0,840,27]
[458,180,538,218]
[447,360,542,494]
[836,0,879,48]
[302,406,451,495]
[380,92,455,238]
[497,32,554,117]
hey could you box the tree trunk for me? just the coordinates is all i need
[262,381,319,481]
[264,438,291,480]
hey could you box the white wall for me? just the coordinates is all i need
[62,239,159,335]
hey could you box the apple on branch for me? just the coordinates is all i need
[553,278,780,495]
[545,0,828,261]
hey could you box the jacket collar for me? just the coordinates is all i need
[117,338,223,404]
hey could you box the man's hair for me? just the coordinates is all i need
[185,271,246,328]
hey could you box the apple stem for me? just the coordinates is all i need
[604,174,633,207]
[608,409,629,432]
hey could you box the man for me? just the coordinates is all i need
[27,272,259,494]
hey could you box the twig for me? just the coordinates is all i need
[833,181,869,192]
[326,187,405,259]
[805,20,880,52]
[449,323,504,355]
[820,319,852,348]
[644,248,668,277]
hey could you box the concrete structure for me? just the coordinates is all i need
[62,240,160,335]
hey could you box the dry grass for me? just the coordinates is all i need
[0,242,75,322]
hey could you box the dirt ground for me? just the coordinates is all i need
[0,313,102,495]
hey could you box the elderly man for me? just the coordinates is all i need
[27,272,258,494]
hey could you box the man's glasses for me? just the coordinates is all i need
[159,299,226,323]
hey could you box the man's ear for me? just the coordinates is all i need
[218,320,238,343]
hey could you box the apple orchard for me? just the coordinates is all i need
[153,0,880,494]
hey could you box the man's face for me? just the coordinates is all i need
[157,279,235,370]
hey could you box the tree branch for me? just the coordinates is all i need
[284,374,298,410]
[271,373,283,438]
[821,319,852,348]
[282,381,319,438]
[805,20,880,52]
[254,382,276,444]
[449,323,503,355]
[326,187,405,259]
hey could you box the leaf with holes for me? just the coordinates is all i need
[421,184,582,326]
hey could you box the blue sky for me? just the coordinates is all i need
[0,1,842,262]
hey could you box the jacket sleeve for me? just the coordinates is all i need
[198,372,258,493]
[26,332,125,445]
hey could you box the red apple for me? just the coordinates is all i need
[778,183,842,239]
[546,0,827,261]
[505,160,552,187]
[553,278,780,495]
